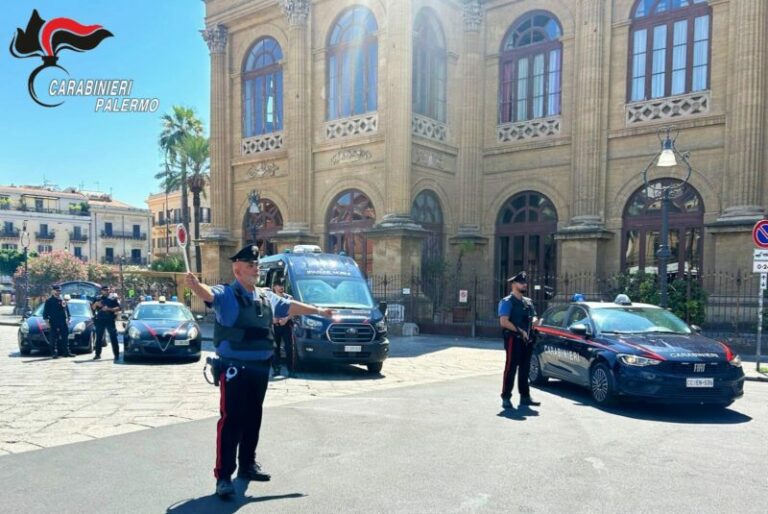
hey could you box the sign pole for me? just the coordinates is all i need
[752,220,768,372]
[758,273,765,372]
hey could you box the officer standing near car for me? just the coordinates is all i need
[271,277,295,377]
[185,245,334,499]
[91,285,121,361]
[43,285,72,358]
[498,271,540,409]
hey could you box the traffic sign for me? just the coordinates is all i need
[753,262,768,273]
[175,224,191,272]
[752,220,768,249]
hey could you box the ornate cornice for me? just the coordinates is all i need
[201,24,228,54]
[463,0,483,32]
[281,0,311,27]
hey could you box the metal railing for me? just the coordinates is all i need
[100,230,147,240]
[34,231,55,240]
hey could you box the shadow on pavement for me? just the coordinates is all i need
[166,490,305,514]
[387,336,501,359]
[497,404,540,421]
[292,362,385,382]
[533,380,752,424]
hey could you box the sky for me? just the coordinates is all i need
[0,0,210,209]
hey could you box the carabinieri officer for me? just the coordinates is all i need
[185,244,333,499]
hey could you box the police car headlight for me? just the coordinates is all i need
[128,327,141,339]
[618,354,662,367]
[374,320,387,332]
[302,317,323,330]
[73,322,86,334]
[20,323,29,334]
[187,327,199,340]
[729,354,742,368]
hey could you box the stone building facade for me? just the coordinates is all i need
[146,188,212,266]
[200,0,767,290]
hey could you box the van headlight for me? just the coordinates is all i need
[187,327,199,340]
[128,327,141,339]
[618,354,662,367]
[375,320,387,332]
[302,317,324,330]
[73,322,86,334]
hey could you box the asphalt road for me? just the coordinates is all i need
[1,372,766,514]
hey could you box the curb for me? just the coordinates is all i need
[0,321,20,327]
[744,375,768,383]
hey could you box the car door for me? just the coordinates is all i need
[535,306,569,376]
[548,306,593,385]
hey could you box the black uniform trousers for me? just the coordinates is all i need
[272,323,295,371]
[501,334,532,400]
[49,322,69,356]
[94,320,119,358]
[214,359,270,480]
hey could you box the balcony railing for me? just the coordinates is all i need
[70,233,88,242]
[101,257,149,265]
[0,228,21,239]
[35,231,55,240]
[100,230,147,240]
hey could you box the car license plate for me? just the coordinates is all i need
[686,378,714,388]
[174,340,190,346]
[344,345,362,352]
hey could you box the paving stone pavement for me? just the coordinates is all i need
[0,324,503,456]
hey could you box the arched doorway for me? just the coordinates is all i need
[327,189,376,274]
[411,190,444,275]
[622,179,704,276]
[242,198,283,256]
[496,191,558,297]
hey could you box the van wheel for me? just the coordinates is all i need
[367,362,383,374]
[529,354,548,385]
[590,363,616,406]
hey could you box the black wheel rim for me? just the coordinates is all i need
[530,355,540,380]
[591,368,609,402]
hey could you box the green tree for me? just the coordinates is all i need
[158,106,204,238]
[0,249,25,277]
[611,272,708,325]
[178,134,209,273]
[87,262,116,285]
[14,251,87,298]
[150,255,186,272]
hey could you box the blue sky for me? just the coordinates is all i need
[0,0,210,208]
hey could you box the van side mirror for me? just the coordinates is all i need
[569,323,592,338]
[378,301,388,317]
[690,324,702,333]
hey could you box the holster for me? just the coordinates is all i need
[205,356,223,387]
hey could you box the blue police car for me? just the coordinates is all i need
[258,245,389,373]
[123,299,203,362]
[17,299,96,355]
[531,296,745,407]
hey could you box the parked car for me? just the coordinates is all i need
[17,299,96,355]
[531,296,745,408]
[123,299,203,362]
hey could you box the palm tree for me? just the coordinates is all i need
[158,106,203,239]
[177,134,210,273]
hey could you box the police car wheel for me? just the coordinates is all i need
[589,363,616,406]
[529,354,548,385]
[366,362,383,374]
[88,332,95,353]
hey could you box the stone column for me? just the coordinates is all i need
[200,24,237,281]
[719,0,767,221]
[279,0,315,242]
[455,0,485,239]
[557,0,612,275]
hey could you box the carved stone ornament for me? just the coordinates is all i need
[247,161,279,178]
[331,148,372,166]
[413,148,444,170]
[281,0,311,26]
[463,0,482,32]
[201,25,228,53]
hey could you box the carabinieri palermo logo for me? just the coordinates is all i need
[9,9,113,107]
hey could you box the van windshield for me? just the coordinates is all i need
[294,277,374,309]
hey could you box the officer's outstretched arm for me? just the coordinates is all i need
[185,272,214,303]
[288,301,333,319]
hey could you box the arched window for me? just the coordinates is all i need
[327,6,378,120]
[242,37,283,137]
[496,192,557,298]
[499,12,563,123]
[242,198,283,256]
[622,179,704,276]
[628,0,711,102]
[327,190,376,274]
[413,9,446,122]
[411,190,444,274]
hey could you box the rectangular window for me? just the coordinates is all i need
[104,222,113,236]
[74,247,82,258]
[547,49,562,116]
[341,52,353,117]
[651,24,667,98]
[435,55,446,122]
[515,57,529,122]
[131,249,142,264]
[671,20,688,95]
[244,79,254,137]
[500,62,514,123]
[3,222,13,234]
[692,15,709,91]
[37,245,52,253]
[367,43,378,112]
[328,54,337,119]
[39,224,48,236]
[2,243,18,250]
[158,211,165,225]
[34,198,44,211]
[105,248,114,262]
[254,75,264,134]
[531,53,546,119]
[631,29,648,101]
[133,224,140,238]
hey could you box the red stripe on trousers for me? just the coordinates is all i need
[501,336,514,395]
[214,372,226,479]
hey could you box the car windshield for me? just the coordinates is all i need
[592,307,692,335]
[133,304,192,321]
[295,277,374,309]
[67,302,91,317]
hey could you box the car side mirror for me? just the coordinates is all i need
[195,315,204,321]
[22,310,32,319]
[690,324,702,333]
[120,313,129,321]
[378,301,388,317]
[569,323,592,338]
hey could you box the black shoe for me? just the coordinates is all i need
[63,353,74,357]
[215,478,234,498]
[52,354,59,359]
[501,398,513,409]
[114,355,120,363]
[237,462,271,482]
[520,396,541,406]
[93,354,101,360]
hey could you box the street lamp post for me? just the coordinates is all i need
[641,127,692,309]
[19,220,30,313]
